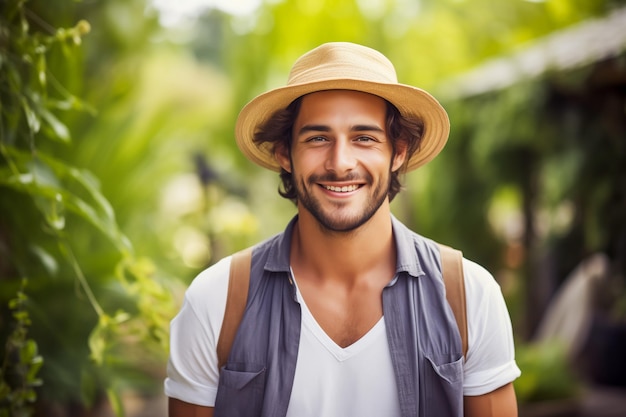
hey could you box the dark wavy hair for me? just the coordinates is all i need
[253,95,424,203]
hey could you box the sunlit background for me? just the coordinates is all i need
[1,0,625,416]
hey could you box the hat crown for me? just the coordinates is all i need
[287,42,398,86]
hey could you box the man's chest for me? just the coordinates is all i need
[285,301,401,417]
[292,272,390,348]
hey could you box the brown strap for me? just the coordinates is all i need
[439,244,468,358]
[216,247,253,370]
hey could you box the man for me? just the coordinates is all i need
[166,42,521,417]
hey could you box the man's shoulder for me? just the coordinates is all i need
[392,215,501,296]
[184,224,291,303]
[185,256,232,303]
[461,257,501,295]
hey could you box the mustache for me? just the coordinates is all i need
[308,172,372,183]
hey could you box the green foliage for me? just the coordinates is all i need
[0,0,89,412]
[1,0,175,414]
[0,284,43,417]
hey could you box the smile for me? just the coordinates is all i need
[324,184,360,193]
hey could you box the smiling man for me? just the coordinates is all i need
[165,42,521,417]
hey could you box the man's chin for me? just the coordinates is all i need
[312,212,373,233]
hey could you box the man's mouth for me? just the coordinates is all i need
[323,184,360,193]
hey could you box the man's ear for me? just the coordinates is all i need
[274,143,292,173]
[391,141,408,172]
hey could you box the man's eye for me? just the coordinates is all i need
[355,136,376,142]
[307,136,327,142]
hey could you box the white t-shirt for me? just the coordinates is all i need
[286,277,401,416]
[165,256,521,412]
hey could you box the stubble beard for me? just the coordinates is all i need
[294,171,391,234]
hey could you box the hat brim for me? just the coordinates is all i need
[235,78,450,172]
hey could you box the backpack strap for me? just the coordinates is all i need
[215,243,468,371]
[438,244,468,358]
[216,247,253,371]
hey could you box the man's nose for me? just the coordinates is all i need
[325,139,357,173]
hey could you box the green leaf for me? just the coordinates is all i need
[40,108,70,143]
[1,148,132,252]
[47,95,96,115]
[23,89,72,143]
[32,192,66,231]
[29,157,61,188]
[106,387,126,417]
[36,52,46,89]
[29,245,60,276]
[23,388,37,403]
[25,358,44,386]
[20,97,40,134]
[8,292,27,310]
[88,322,106,366]
[112,310,131,324]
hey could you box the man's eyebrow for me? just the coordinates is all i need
[296,124,384,135]
[297,124,331,135]
[352,124,384,133]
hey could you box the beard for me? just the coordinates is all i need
[294,170,391,233]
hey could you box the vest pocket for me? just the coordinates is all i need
[423,355,464,416]
[215,365,266,416]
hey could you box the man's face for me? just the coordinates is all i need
[276,90,406,232]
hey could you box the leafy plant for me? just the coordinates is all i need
[0,283,43,417]
[1,0,175,414]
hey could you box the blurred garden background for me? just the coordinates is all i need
[1,0,625,416]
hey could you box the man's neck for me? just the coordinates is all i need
[290,204,397,285]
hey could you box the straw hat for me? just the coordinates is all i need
[235,42,450,172]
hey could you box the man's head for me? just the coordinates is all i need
[266,89,423,231]
[253,90,424,203]
[235,42,449,171]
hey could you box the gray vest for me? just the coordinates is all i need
[214,216,463,417]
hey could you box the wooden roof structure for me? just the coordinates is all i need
[440,6,626,99]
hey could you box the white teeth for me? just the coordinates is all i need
[325,184,359,192]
